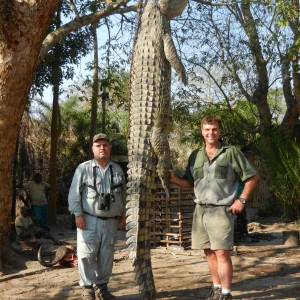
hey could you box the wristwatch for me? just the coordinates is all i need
[238,197,247,204]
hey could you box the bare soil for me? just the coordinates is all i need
[1,216,300,300]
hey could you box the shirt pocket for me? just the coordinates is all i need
[85,179,98,199]
[112,173,124,192]
[193,163,204,180]
[215,161,229,179]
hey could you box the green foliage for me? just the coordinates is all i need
[259,135,300,221]
[110,134,128,156]
[172,99,259,149]
[80,66,130,110]
[31,3,93,97]
[170,98,260,174]
[275,1,299,27]
[100,67,130,110]
[57,86,129,182]
[60,96,91,166]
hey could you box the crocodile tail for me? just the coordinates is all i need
[126,144,157,299]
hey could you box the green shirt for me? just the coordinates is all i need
[24,181,50,205]
[184,143,257,206]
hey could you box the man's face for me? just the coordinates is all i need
[201,122,220,145]
[92,139,111,161]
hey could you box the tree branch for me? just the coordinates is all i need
[67,0,80,19]
[38,0,136,63]
[192,0,236,6]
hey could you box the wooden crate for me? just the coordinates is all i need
[151,184,195,248]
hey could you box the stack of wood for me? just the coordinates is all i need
[151,184,195,248]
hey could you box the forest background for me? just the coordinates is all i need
[0,0,300,273]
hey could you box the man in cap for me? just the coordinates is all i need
[68,133,126,300]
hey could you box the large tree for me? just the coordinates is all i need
[176,0,300,140]
[0,0,60,273]
[0,0,134,274]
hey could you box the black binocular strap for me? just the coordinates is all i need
[109,165,114,194]
[92,164,120,194]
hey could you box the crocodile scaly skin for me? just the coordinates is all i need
[126,1,188,298]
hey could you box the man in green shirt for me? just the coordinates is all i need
[170,115,259,300]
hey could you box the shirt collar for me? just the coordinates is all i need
[92,159,111,171]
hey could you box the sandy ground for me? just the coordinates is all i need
[1,216,300,300]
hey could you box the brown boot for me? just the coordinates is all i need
[94,284,116,300]
[82,286,95,300]
[203,286,221,300]
[220,293,233,300]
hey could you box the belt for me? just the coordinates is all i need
[83,211,118,220]
[198,203,228,208]
[97,216,118,220]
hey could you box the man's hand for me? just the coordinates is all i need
[228,199,245,214]
[75,215,86,229]
[169,169,193,189]
[118,215,126,231]
[169,169,176,184]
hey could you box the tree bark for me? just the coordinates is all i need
[49,72,61,225]
[279,0,300,138]
[89,23,99,159]
[0,0,60,274]
[240,0,272,135]
[48,7,62,226]
[290,0,300,116]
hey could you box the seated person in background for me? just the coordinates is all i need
[15,206,61,250]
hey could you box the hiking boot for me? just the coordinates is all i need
[220,293,233,300]
[94,284,116,300]
[82,286,95,300]
[203,286,221,300]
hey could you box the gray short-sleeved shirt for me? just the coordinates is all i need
[68,159,126,218]
[184,143,257,206]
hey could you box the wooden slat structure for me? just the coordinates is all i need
[151,184,195,248]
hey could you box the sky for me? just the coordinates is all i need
[40,9,134,107]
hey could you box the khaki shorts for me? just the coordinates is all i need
[192,205,235,250]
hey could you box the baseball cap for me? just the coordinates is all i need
[93,133,110,143]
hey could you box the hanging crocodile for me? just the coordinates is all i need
[126,0,188,298]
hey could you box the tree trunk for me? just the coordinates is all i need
[279,0,300,138]
[89,23,99,159]
[49,77,60,225]
[0,0,60,274]
[101,91,108,133]
[291,0,300,116]
[48,7,62,226]
[240,0,272,136]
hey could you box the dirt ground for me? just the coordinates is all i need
[1,215,300,300]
